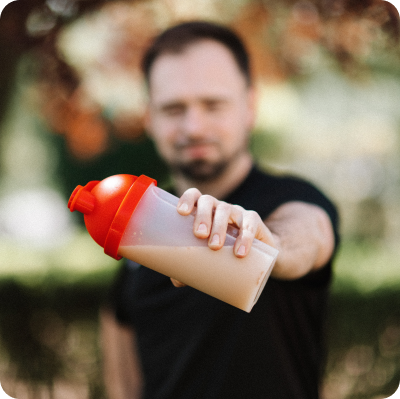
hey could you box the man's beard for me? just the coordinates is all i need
[171,159,229,182]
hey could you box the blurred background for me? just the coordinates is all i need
[0,0,399,398]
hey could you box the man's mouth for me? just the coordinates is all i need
[177,141,218,159]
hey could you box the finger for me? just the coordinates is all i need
[171,278,187,287]
[193,195,218,239]
[231,208,260,258]
[177,188,202,215]
[208,201,232,250]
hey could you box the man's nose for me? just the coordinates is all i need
[182,107,206,137]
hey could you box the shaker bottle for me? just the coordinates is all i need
[68,174,278,312]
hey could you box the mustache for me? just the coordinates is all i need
[174,138,219,149]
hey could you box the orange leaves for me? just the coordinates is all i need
[40,87,108,160]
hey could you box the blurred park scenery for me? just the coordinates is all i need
[0,0,400,398]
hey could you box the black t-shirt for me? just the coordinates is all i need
[110,166,340,399]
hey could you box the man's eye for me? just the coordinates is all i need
[163,106,184,116]
[206,102,223,112]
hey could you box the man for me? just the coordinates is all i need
[101,21,339,399]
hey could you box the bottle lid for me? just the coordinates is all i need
[68,174,157,260]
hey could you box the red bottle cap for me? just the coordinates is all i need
[68,174,157,260]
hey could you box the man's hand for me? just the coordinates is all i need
[171,189,336,286]
[170,188,277,287]
[177,188,276,255]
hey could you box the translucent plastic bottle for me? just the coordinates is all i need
[68,174,278,312]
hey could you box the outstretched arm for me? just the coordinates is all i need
[175,189,335,281]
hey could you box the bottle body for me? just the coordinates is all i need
[118,184,278,312]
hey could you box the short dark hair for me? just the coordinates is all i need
[142,21,251,86]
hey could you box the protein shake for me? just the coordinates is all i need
[68,174,279,312]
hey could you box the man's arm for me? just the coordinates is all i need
[100,307,143,399]
[175,189,336,281]
[264,201,335,280]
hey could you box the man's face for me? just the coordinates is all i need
[145,39,255,181]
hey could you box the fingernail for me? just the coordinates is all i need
[237,245,246,256]
[210,234,220,245]
[197,223,207,234]
[179,203,189,212]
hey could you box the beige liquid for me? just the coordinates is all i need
[118,245,276,312]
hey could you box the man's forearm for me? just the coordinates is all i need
[265,201,335,280]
